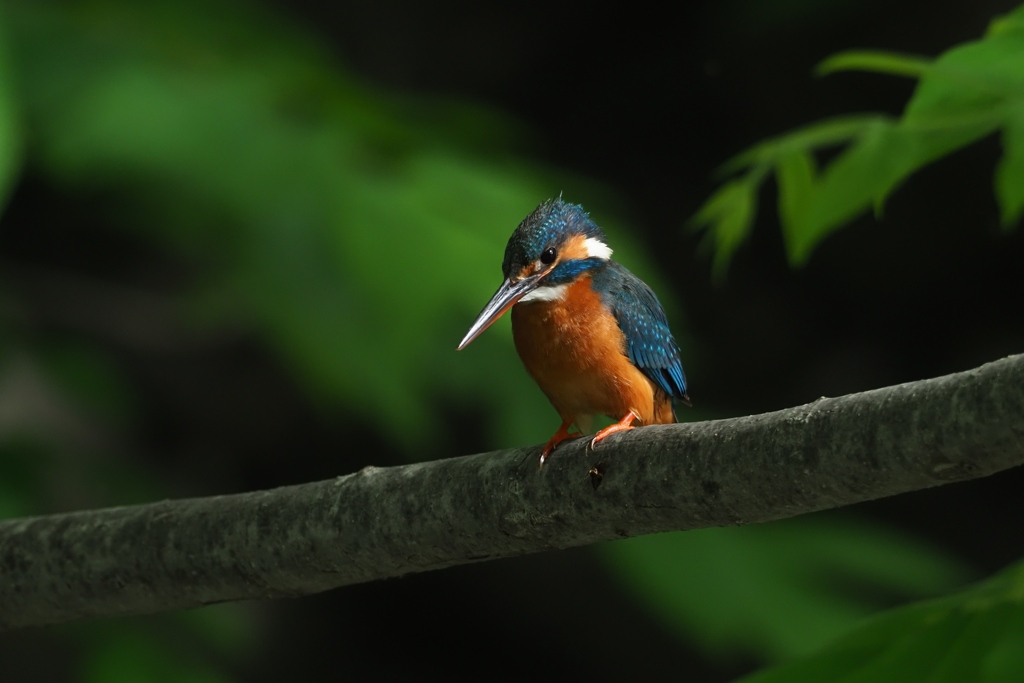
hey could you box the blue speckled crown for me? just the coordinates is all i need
[501,198,607,278]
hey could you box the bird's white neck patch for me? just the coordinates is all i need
[520,283,569,303]
[583,237,613,260]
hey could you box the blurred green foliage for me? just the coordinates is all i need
[76,607,255,683]
[7,0,560,451]
[0,1,1019,683]
[602,517,970,661]
[84,632,229,683]
[0,5,20,210]
[737,558,1024,683]
[692,3,1024,275]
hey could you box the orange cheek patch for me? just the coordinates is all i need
[560,234,592,261]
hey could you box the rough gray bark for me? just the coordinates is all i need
[1,354,1022,631]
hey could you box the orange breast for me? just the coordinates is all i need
[511,276,675,429]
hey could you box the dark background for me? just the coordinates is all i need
[1,1,1022,681]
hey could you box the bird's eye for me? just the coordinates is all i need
[540,247,557,265]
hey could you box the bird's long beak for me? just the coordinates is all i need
[457,271,546,350]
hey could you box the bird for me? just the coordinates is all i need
[457,197,689,466]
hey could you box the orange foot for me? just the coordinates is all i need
[539,420,580,468]
[590,410,640,450]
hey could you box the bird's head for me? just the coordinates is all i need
[457,198,613,350]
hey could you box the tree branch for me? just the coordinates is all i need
[2,354,1022,631]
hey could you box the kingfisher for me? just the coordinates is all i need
[457,198,689,466]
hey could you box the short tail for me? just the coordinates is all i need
[654,391,680,424]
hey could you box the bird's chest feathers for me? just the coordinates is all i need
[512,277,622,362]
[511,276,636,414]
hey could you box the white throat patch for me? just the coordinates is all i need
[583,237,613,260]
[520,283,569,303]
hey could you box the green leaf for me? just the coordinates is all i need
[736,558,1024,683]
[696,5,1024,273]
[690,178,758,279]
[786,120,903,264]
[698,116,887,272]
[995,106,1024,228]
[718,114,882,177]
[775,149,817,262]
[720,31,1024,266]
[789,114,995,265]
[600,516,970,662]
[988,5,1024,38]
[791,30,1020,262]
[816,51,932,78]
[903,33,1024,125]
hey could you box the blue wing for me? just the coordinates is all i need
[596,262,689,401]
